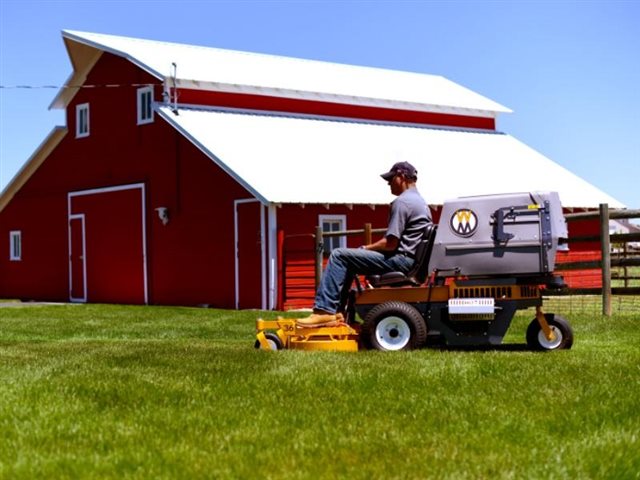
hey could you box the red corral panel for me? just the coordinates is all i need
[282,237,316,311]
[556,250,603,289]
[557,216,603,288]
[69,185,147,304]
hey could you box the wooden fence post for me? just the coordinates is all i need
[364,223,372,246]
[599,203,612,316]
[314,226,323,292]
[623,242,629,288]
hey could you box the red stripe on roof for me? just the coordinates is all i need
[176,89,496,130]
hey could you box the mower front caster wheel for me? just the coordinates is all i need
[254,332,283,351]
[362,301,427,351]
[526,313,574,351]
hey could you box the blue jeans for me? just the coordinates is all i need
[314,248,414,314]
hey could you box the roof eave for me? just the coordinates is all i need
[51,30,165,110]
[172,78,512,117]
[156,108,270,205]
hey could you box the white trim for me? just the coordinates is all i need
[234,198,267,310]
[76,103,90,138]
[68,182,146,199]
[62,30,166,82]
[9,230,21,261]
[67,183,148,304]
[137,86,155,125]
[267,204,278,310]
[319,214,348,252]
[260,204,266,310]
[140,185,149,305]
[68,214,87,302]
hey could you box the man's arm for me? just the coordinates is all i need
[362,235,398,252]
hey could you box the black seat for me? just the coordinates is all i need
[367,223,437,288]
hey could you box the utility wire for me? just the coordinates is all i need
[0,83,163,89]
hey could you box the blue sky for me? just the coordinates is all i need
[1,0,638,207]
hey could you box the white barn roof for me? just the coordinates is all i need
[158,107,624,208]
[53,30,510,118]
[33,30,622,210]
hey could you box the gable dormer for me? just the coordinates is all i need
[53,30,511,131]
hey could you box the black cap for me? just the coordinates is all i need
[380,161,418,181]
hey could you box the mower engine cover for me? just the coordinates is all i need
[428,191,567,277]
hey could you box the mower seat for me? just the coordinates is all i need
[367,223,437,288]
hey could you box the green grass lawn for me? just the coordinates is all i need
[1,304,638,479]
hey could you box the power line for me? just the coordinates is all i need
[0,83,163,89]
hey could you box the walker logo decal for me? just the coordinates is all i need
[450,209,478,237]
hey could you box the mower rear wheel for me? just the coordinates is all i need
[362,301,427,351]
[526,313,573,351]
[254,332,283,351]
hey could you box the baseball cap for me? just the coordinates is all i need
[380,161,418,181]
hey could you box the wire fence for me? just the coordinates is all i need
[555,205,640,315]
[543,295,639,316]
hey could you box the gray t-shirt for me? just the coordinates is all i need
[386,186,432,257]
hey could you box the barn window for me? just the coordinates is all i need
[76,103,90,138]
[9,231,21,261]
[137,86,154,124]
[319,215,347,255]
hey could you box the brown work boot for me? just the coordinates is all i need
[296,312,344,328]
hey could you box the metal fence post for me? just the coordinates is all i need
[599,203,612,316]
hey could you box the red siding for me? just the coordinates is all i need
[0,53,258,308]
[177,89,496,130]
[277,204,391,310]
[235,201,264,309]
[0,194,68,301]
[70,186,146,304]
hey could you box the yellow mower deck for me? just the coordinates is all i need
[256,318,359,352]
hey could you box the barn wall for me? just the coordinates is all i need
[0,191,68,301]
[0,53,257,307]
[277,203,391,310]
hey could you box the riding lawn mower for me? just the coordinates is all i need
[256,191,574,352]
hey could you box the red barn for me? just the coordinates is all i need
[0,31,623,309]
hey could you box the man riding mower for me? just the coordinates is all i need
[256,189,573,353]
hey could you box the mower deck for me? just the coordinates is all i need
[255,318,359,352]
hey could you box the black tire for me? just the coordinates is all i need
[254,332,283,350]
[526,313,574,351]
[362,301,427,351]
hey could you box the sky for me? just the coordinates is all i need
[0,0,638,208]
